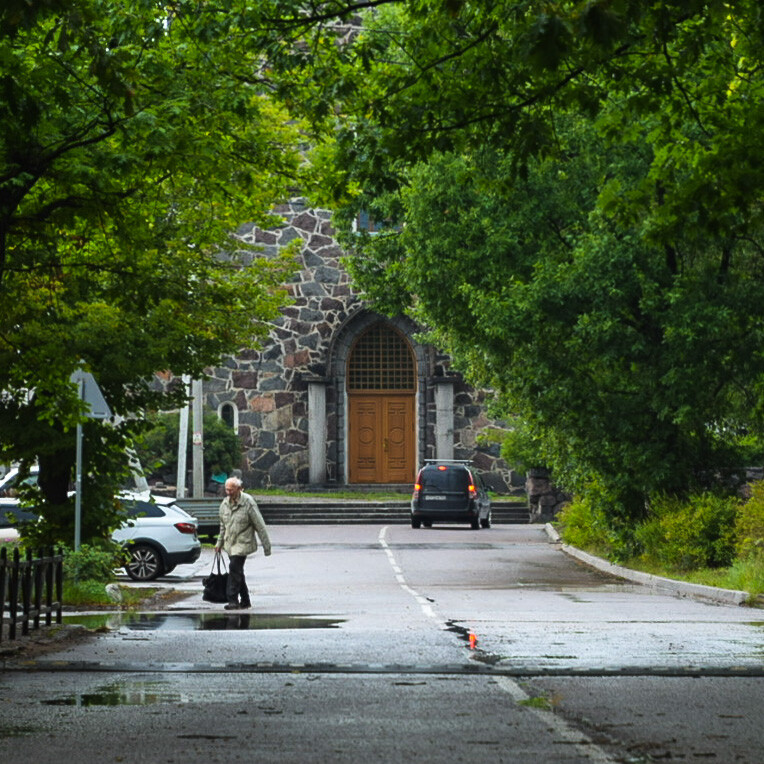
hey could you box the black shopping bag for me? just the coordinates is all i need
[202,550,229,603]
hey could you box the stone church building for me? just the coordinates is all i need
[197,199,520,493]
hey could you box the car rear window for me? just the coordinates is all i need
[122,501,166,519]
[419,467,470,492]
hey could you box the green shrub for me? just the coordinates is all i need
[63,543,122,583]
[557,481,642,562]
[636,492,739,571]
[135,410,241,484]
[557,495,611,552]
[736,481,764,559]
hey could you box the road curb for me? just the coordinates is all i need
[4,658,764,677]
[544,523,751,607]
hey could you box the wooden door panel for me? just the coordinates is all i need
[350,399,380,483]
[349,395,414,483]
[384,399,412,482]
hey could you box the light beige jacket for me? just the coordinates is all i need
[217,492,271,557]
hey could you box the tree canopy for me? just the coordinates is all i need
[267,0,764,517]
[5,0,764,539]
[0,0,310,541]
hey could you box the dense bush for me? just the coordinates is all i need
[736,482,764,560]
[62,543,122,583]
[557,496,611,551]
[557,482,764,596]
[635,493,739,571]
[557,482,641,561]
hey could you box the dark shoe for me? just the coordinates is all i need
[240,601,251,609]
[224,603,240,610]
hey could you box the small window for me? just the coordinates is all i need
[219,402,236,429]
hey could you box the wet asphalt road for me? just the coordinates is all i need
[1,524,762,762]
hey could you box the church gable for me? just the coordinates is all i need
[199,199,516,491]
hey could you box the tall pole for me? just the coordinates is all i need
[191,378,204,498]
[69,367,111,552]
[74,420,83,551]
[176,375,191,499]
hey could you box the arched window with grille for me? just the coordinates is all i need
[347,323,416,392]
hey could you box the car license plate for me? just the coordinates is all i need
[427,495,447,500]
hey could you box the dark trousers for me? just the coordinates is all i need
[227,555,250,605]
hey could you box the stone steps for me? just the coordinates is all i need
[261,501,530,525]
[177,498,530,530]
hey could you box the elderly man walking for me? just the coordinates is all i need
[215,477,271,610]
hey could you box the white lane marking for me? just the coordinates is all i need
[494,676,618,763]
[378,526,443,625]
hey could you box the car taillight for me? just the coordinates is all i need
[468,484,477,499]
[412,482,421,500]
[174,522,197,535]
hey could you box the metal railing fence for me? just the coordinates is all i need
[0,546,63,643]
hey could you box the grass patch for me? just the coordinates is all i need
[251,488,410,501]
[518,696,554,710]
[617,555,764,598]
[63,580,161,608]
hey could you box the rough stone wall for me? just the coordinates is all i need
[525,468,571,521]
[453,386,524,493]
[187,199,518,490]
[205,199,360,487]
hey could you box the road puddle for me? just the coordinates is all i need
[63,612,344,632]
[39,680,280,707]
[41,680,187,707]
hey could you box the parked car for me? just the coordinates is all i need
[0,485,201,582]
[114,493,201,582]
[0,465,40,498]
[0,500,36,543]
[410,460,492,530]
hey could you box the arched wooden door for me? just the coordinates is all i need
[347,323,416,483]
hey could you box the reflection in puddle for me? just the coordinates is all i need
[63,612,344,632]
[42,680,185,707]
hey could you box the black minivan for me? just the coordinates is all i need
[410,460,491,529]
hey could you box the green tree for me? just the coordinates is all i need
[0,1,309,543]
[135,410,242,486]
[261,1,764,519]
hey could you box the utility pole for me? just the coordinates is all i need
[191,378,204,498]
[176,375,191,499]
[70,368,111,551]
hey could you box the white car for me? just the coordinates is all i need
[0,477,201,582]
[0,504,21,543]
[0,465,39,497]
[0,498,37,543]
[113,492,202,582]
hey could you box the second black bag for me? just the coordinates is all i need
[202,551,229,603]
